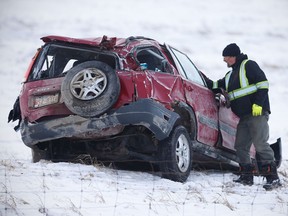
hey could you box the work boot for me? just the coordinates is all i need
[262,163,282,191]
[233,164,254,186]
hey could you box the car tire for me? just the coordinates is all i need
[158,125,193,182]
[61,61,120,117]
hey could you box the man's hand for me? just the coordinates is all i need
[252,104,262,116]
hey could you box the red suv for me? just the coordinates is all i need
[8,35,281,182]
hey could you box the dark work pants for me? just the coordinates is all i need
[234,114,275,165]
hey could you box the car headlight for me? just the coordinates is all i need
[30,93,59,108]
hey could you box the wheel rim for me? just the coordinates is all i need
[176,134,190,172]
[70,68,107,100]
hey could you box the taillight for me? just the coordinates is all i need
[23,48,41,82]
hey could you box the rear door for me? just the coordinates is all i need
[166,45,219,146]
[218,103,256,157]
[218,105,239,150]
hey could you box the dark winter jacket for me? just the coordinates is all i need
[204,54,270,118]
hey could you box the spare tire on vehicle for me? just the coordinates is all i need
[61,60,120,117]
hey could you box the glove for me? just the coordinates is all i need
[252,104,262,116]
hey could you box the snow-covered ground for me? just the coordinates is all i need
[0,0,288,215]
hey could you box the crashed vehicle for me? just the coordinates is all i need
[8,35,282,182]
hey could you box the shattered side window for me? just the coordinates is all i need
[28,44,117,81]
[136,47,169,72]
[170,48,204,86]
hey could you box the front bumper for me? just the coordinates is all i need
[20,99,180,147]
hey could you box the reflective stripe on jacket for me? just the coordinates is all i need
[226,60,269,101]
[203,54,271,118]
[213,60,269,101]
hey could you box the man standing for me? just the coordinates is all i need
[203,43,281,190]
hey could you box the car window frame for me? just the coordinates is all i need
[165,45,206,86]
[134,45,174,74]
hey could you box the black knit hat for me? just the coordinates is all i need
[222,43,241,57]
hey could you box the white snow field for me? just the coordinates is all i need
[0,0,287,215]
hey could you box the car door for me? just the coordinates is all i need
[218,104,239,150]
[132,46,186,105]
[166,45,219,146]
[218,101,256,156]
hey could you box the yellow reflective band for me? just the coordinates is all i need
[212,81,218,89]
[256,80,269,89]
[239,60,249,88]
[225,71,232,90]
[228,85,257,101]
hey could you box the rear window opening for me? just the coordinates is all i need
[28,44,118,81]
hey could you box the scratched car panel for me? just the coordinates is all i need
[8,35,261,182]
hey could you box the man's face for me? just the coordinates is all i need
[223,56,236,68]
